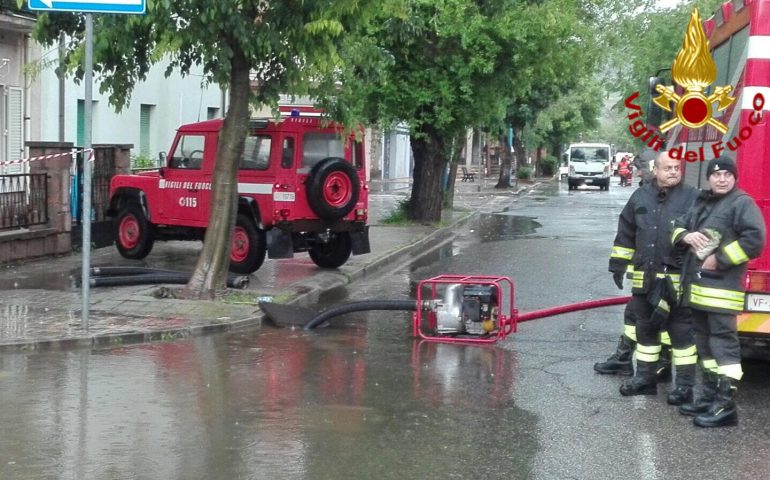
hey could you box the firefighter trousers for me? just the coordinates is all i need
[629,294,695,362]
[691,309,742,380]
[621,300,637,343]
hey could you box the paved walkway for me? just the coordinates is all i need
[0,176,546,350]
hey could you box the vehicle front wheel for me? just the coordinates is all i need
[309,232,352,269]
[229,214,267,274]
[114,203,154,259]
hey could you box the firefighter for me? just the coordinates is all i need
[672,156,766,428]
[603,151,699,402]
[594,277,673,380]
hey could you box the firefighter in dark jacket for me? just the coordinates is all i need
[672,156,766,428]
[606,151,699,401]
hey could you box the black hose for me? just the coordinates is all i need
[90,266,182,276]
[88,272,250,289]
[304,299,417,330]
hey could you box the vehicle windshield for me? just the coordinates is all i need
[570,147,609,163]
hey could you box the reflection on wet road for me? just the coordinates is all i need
[2,181,770,479]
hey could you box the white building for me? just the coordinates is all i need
[37,53,226,163]
[0,8,39,174]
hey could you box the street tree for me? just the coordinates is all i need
[499,0,602,187]
[335,0,535,223]
[525,78,602,163]
[603,0,725,115]
[29,0,378,299]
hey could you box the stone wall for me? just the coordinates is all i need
[0,143,132,265]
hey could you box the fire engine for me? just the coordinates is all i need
[106,110,370,274]
[651,0,770,357]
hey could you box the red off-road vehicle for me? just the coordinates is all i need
[107,113,370,274]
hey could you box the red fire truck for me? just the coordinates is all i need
[654,0,770,357]
[107,110,370,274]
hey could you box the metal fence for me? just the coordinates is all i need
[0,174,48,231]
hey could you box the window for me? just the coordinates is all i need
[281,137,295,168]
[77,99,84,147]
[302,133,345,168]
[351,140,364,169]
[239,135,272,170]
[570,147,608,162]
[139,104,153,156]
[207,107,220,120]
[169,135,205,169]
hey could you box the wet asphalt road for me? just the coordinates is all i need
[2,180,770,479]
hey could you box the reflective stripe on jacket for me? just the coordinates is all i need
[673,188,767,313]
[609,180,699,294]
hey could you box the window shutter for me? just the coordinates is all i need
[139,104,151,156]
[6,87,23,174]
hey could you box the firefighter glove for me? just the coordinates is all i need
[612,272,624,290]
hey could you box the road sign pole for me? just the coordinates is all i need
[81,13,93,329]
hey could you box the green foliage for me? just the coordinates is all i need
[540,156,558,176]
[381,198,411,224]
[131,153,156,170]
[603,0,727,113]
[32,0,382,115]
[516,166,533,180]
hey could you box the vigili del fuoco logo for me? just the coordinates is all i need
[624,9,764,161]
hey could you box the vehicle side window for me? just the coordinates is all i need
[302,133,345,168]
[281,137,295,168]
[351,140,363,170]
[169,135,205,169]
[240,135,272,170]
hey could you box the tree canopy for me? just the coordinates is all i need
[30,0,381,298]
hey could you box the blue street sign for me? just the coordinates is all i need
[28,0,146,14]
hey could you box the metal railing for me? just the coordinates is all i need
[0,174,48,231]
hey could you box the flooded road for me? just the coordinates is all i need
[2,181,770,479]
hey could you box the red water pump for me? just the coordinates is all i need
[412,275,630,345]
[260,274,630,344]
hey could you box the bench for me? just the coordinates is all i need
[461,166,477,182]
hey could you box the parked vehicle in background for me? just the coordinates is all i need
[107,110,371,274]
[566,142,612,191]
[651,0,770,358]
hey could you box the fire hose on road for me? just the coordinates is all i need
[260,274,631,344]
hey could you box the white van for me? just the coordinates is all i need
[566,142,612,191]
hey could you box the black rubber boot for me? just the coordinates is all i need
[667,364,695,405]
[679,370,718,417]
[655,345,672,382]
[620,360,657,396]
[694,376,738,428]
[594,335,634,375]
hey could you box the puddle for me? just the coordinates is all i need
[478,214,542,242]
[0,270,78,291]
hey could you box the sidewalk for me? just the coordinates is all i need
[0,176,548,350]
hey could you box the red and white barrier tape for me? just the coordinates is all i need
[0,148,94,167]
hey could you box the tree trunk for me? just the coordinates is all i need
[471,129,481,167]
[513,125,527,176]
[443,162,458,209]
[180,45,251,299]
[494,134,513,189]
[442,134,465,209]
[409,125,446,223]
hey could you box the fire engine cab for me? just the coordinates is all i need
[107,111,370,274]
